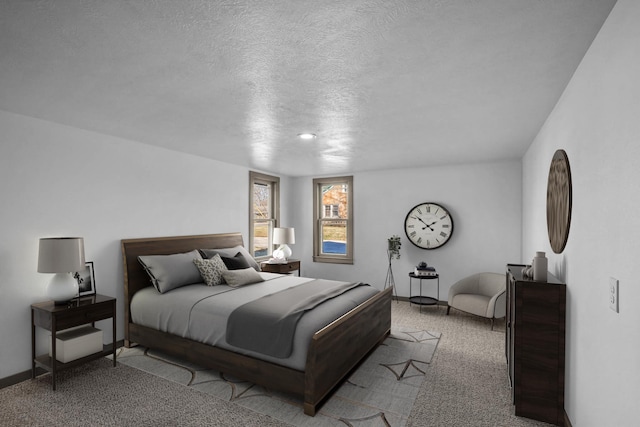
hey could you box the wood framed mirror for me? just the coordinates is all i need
[547,149,572,254]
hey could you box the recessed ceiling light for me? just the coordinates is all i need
[298,133,317,140]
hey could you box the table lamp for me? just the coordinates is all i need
[273,227,295,260]
[38,237,85,304]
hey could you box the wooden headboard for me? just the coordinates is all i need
[121,232,245,339]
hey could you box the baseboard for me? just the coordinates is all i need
[0,339,124,389]
[564,409,573,427]
[0,368,45,389]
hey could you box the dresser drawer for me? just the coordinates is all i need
[55,302,114,330]
[284,261,300,273]
[261,260,300,275]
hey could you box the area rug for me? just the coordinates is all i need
[115,326,440,426]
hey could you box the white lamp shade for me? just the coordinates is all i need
[38,237,85,273]
[273,228,295,245]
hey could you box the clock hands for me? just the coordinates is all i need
[413,216,437,231]
[423,221,440,231]
[413,216,432,231]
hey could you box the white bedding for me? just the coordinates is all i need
[130,272,379,370]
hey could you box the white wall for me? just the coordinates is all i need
[0,110,291,380]
[0,108,519,383]
[522,0,640,425]
[291,161,522,300]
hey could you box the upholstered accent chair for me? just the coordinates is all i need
[447,272,506,330]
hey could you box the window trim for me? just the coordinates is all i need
[249,171,280,261]
[313,175,354,264]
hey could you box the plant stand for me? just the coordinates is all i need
[384,251,398,302]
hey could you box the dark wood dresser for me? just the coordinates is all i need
[506,264,566,426]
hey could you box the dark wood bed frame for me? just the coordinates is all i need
[121,232,392,416]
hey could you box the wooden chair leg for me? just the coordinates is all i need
[491,318,495,330]
[446,305,451,315]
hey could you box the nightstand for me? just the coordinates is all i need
[31,294,117,390]
[260,259,301,276]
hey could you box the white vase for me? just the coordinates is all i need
[533,251,548,281]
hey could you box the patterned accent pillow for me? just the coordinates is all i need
[193,254,227,286]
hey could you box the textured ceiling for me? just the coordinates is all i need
[0,0,617,177]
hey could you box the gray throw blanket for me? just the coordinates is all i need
[226,279,365,359]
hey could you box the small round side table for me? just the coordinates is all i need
[408,272,439,312]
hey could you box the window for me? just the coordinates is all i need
[313,176,353,264]
[249,171,280,260]
[323,204,339,218]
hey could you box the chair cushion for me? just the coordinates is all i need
[451,293,492,317]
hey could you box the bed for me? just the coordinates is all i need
[121,232,392,416]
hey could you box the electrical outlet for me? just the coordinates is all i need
[609,277,619,313]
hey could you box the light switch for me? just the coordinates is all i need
[609,277,619,313]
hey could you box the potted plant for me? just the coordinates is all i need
[385,236,401,299]
[387,235,401,260]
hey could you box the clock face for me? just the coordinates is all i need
[404,202,454,249]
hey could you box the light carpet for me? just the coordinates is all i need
[115,326,440,426]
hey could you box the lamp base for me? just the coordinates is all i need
[46,272,79,305]
[277,244,292,260]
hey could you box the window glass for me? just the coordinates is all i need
[250,172,279,259]
[313,176,353,264]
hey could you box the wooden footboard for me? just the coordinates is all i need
[304,286,392,415]
[122,233,392,416]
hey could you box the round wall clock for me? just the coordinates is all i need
[404,202,454,249]
[547,149,572,254]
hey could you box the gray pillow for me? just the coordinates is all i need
[221,267,264,287]
[138,250,203,293]
[199,246,261,271]
[220,252,252,270]
[193,254,227,286]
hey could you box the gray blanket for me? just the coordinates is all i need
[226,279,365,358]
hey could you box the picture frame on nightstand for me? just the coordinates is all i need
[74,261,96,296]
